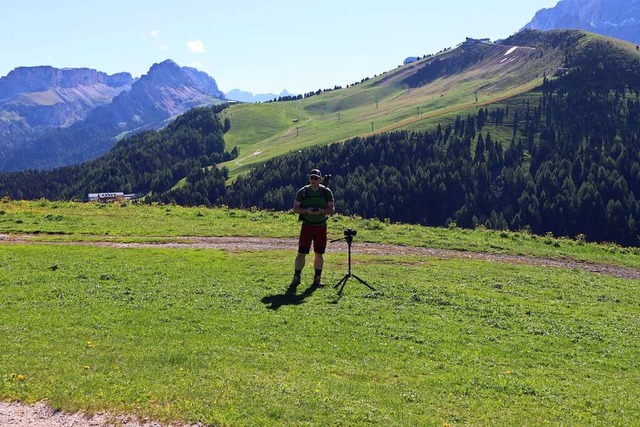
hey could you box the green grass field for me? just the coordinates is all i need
[1,201,639,426]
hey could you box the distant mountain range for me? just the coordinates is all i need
[524,0,640,45]
[0,67,134,150]
[0,59,225,171]
[225,88,295,103]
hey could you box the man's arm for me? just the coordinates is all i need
[326,201,335,216]
[293,200,332,216]
[293,200,310,215]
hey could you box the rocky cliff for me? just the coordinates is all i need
[85,59,224,129]
[0,66,134,99]
[0,59,226,171]
[524,0,640,44]
[0,66,134,150]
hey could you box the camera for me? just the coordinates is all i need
[344,228,357,237]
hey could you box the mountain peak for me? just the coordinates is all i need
[136,59,223,100]
[150,59,180,71]
[144,59,182,81]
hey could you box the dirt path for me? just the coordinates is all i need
[2,233,639,426]
[2,234,640,280]
[0,401,198,427]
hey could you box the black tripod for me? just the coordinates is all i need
[332,229,375,296]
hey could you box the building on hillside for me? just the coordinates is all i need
[87,192,139,202]
[464,37,491,45]
[403,56,419,65]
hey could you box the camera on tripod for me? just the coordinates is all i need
[333,226,375,297]
[344,228,357,237]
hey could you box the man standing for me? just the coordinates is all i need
[291,168,335,287]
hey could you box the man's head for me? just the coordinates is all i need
[309,169,322,187]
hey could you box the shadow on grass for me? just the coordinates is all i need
[261,282,319,310]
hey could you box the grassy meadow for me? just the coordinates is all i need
[1,200,639,426]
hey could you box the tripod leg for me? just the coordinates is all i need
[337,276,349,296]
[352,274,376,291]
[334,273,350,295]
[333,273,349,289]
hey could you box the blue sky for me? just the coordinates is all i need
[0,0,559,95]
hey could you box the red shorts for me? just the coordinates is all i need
[298,224,328,254]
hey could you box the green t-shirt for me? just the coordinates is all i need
[296,185,334,225]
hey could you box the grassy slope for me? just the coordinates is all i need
[1,201,639,426]
[219,36,564,179]
[218,30,640,183]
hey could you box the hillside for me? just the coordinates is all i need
[220,30,640,180]
[0,106,236,202]
[223,30,640,245]
[218,30,568,178]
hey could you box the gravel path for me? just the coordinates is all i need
[2,233,639,426]
[3,234,640,280]
[0,401,197,427]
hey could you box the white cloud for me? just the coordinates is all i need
[157,44,169,51]
[186,40,206,54]
[141,30,161,40]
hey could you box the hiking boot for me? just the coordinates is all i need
[313,276,325,287]
[290,274,301,286]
